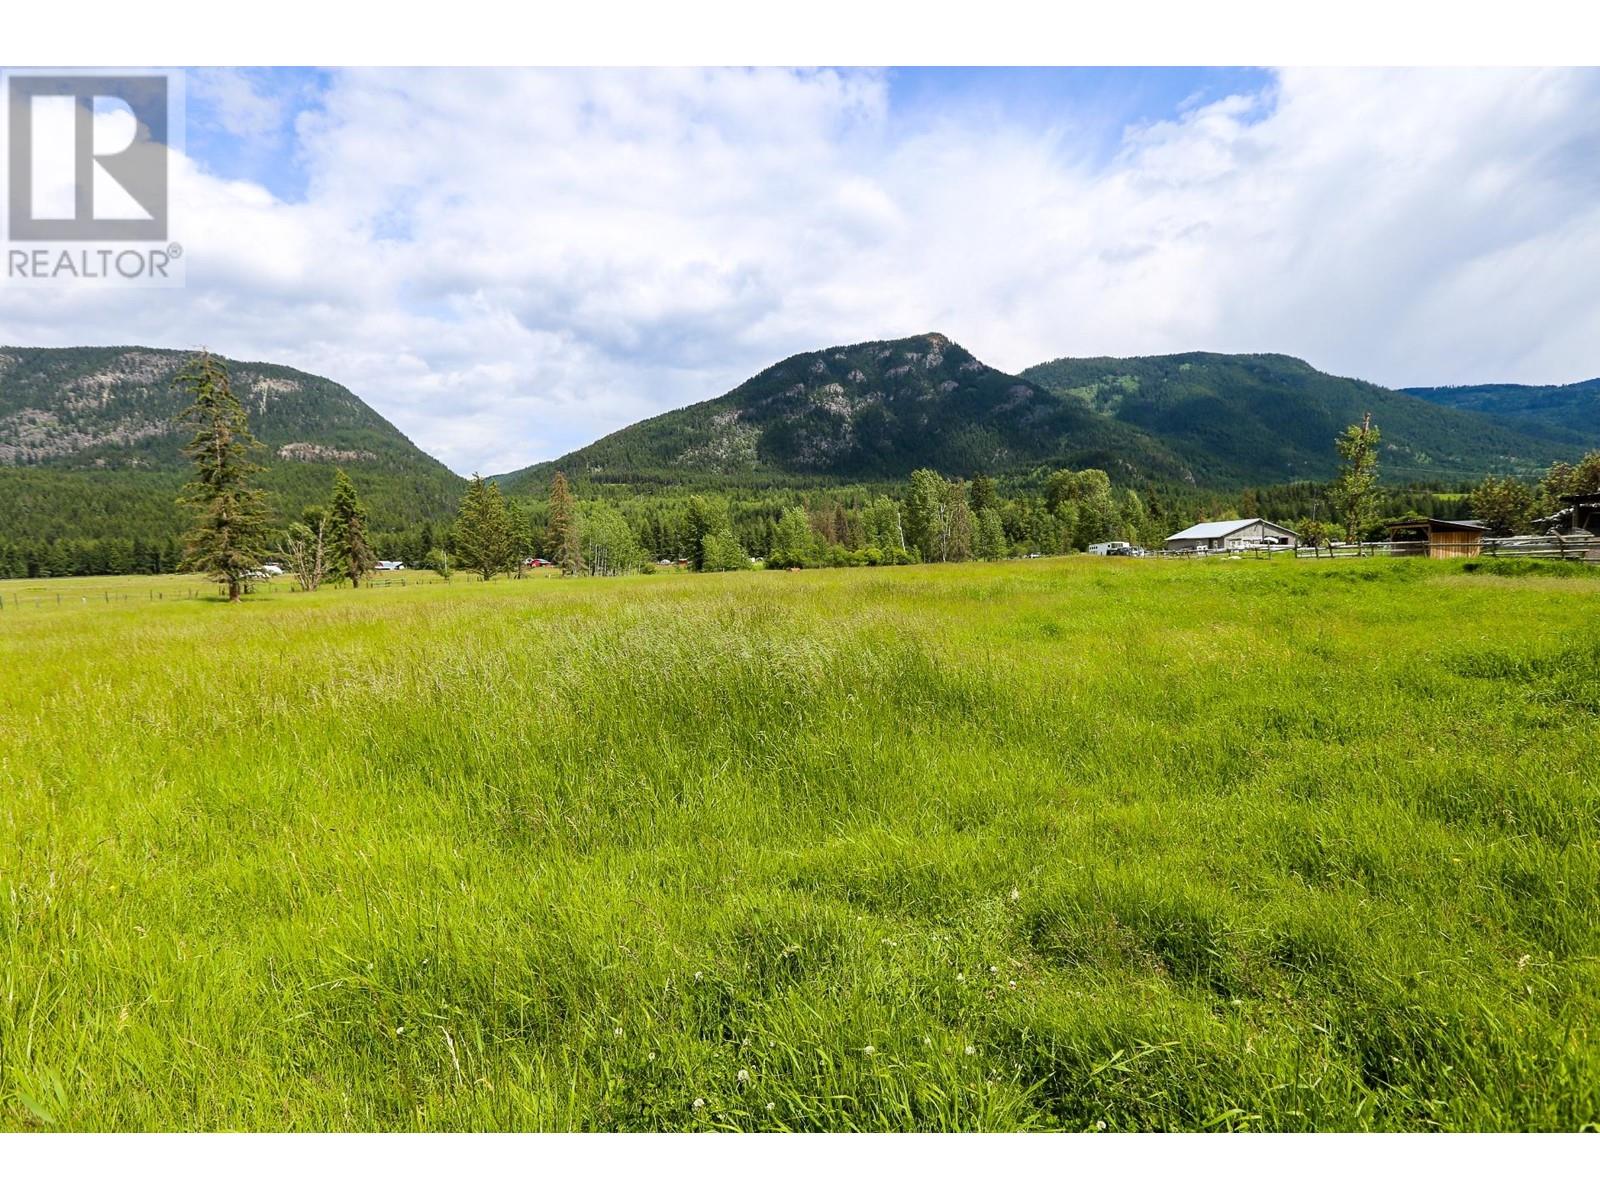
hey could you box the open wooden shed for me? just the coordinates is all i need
[1387,517,1487,559]
[1543,492,1600,536]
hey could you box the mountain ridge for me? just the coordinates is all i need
[1402,378,1600,447]
[1020,350,1584,485]
[0,346,462,539]
[4,339,1596,547]
[494,332,1194,493]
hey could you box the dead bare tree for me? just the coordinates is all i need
[280,512,332,592]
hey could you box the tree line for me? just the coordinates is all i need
[4,358,1594,584]
[1466,453,1600,536]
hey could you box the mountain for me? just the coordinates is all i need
[497,333,1189,492]
[499,338,1588,494]
[1020,352,1585,485]
[1402,378,1600,448]
[0,347,461,541]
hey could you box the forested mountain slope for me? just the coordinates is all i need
[0,347,462,539]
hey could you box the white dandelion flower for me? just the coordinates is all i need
[613,1027,624,1038]
[956,972,965,982]
[1009,887,1020,901]
[737,1069,750,1083]
[766,1102,775,1112]
[964,1045,977,1057]
[694,971,703,981]
[1096,1120,1106,1131]
[863,1045,876,1056]
[692,1097,706,1110]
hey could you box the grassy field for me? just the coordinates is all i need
[1,556,1597,1131]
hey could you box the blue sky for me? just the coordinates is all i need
[5,67,1598,475]
[184,68,1280,204]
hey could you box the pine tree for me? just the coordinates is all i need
[328,470,376,587]
[507,500,534,578]
[971,473,997,514]
[176,352,270,602]
[453,475,516,581]
[549,472,584,575]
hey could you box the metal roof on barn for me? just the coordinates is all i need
[1167,518,1276,540]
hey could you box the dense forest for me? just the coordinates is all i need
[1404,376,1600,444]
[1021,352,1578,485]
[0,470,1486,580]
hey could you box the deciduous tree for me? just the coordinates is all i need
[1329,413,1382,544]
[1469,476,1537,537]
[280,506,332,592]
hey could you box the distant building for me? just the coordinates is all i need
[1164,518,1298,553]
[1538,492,1600,536]
[1386,517,1486,559]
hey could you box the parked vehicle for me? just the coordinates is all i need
[1087,542,1132,556]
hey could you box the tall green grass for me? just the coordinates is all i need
[1,557,1597,1130]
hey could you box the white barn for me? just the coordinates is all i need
[1164,518,1298,554]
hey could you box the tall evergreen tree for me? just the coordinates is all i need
[328,470,377,587]
[176,352,270,602]
[507,499,534,578]
[970,473,997,514]
[453,474,516,581]
[549,472,584,575]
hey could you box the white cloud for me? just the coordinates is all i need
[3,67,1598,476]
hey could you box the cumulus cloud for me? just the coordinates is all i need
[3,66,1598,475]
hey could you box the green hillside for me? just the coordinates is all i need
[1403,378,1600,446]
[1022,352,1583,485]
[496,333,1189,493]
[0,347,463,539]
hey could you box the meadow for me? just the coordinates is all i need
[1,556,1596,1131]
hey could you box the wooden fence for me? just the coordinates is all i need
[1483,534,1600,561]
[1294,535,1598,561]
